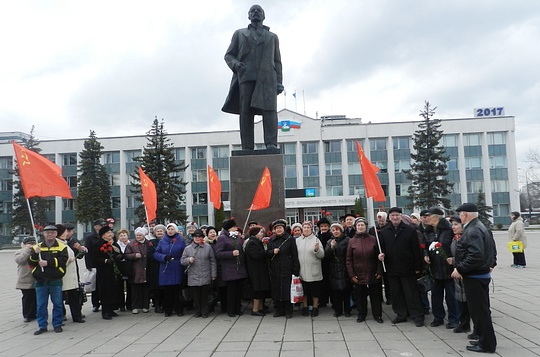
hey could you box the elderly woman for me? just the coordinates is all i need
[14,236,37,323]
[346,217,383,323]
[215,219,248,317]
[268,219,300,318]
[124,227,150,314]
[296,220,325,317]
[325,223,351,317]
[290,223,302,238]
[181,229,217,318]
[91,226,123,320]
[153,223,186,317]
[245,225,273,316]
[205,226,226,313]
[509,211,527,268]
[116,229,131,311]
[148,224,166,313]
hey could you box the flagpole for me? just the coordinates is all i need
[26,198,43,271]
[370,196,386,273]
[243,208,253,236]
[144,206,150,230]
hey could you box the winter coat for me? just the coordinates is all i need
[268,232,300,301]
[324,234,350,291]
[455,218,497,276]
[147,238,161,290]
[346,232,382,285]
[181,242,217,286]
[60,239,79,291]
[379,221,424,277]
[207,237,226,288]
[14,246,35,290]
[124,239,150,284]
[244,237,272,292]
[28,239,68,284]
[296,233,324,282]
[222,25,282,114]
[450,235,467,302]
[215,230,247,282]
[153,233,186,286]
[91,239,123,306]
[508,216,527,249]
[421,218,454,280]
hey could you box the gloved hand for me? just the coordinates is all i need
[165,255,172,262]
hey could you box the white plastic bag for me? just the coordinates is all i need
[83,268,96,293]
[290,275,304,303]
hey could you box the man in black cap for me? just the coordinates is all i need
[84,219,107,312]
[452,203,497,353]
[378,207,425,327]
[343,214,356,238]
[423,207,459,329]
[28,225,68,335]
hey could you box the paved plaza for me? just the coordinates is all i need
[0,231,539,356]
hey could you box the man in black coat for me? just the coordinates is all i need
[378,207,425,327]
[84,219,107,312]
[452,203,497,353]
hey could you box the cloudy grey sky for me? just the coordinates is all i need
[1,0,539,164]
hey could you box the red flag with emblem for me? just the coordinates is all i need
[355,140,386,202]
[12,140,72,199]
[208,165,222,210]
[138,167,157,222]
[249,167,272,210]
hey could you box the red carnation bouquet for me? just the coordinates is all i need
[100,241,122,278]
[429,241,448,262]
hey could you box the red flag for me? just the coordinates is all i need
[208,165,222,210]
[355,141,386,202]
[249,167,272,211]
[138,167,157,223]
[12,141,72,199]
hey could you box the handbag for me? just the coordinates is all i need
[83,268,96,293]
[417,274,435,293]
[290,275,304,303]
[508,241,524,253]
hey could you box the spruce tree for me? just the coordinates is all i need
[354,198,365,217]
[76,130,112,225]
[476,190,493,229]
[11,126,48,235]
[132,118,188,225]
[406,101,453,210]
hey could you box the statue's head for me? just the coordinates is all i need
[248,5,265,23]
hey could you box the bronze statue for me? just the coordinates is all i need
[222,5,284,151]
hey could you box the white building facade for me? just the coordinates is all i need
[0,109,518,240]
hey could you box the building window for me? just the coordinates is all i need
[467,181,484,193]
[63,199,75,210]
[492,203,509,217]
[192,169,207,182]
[447,158,458,170]
[283,143,296,155]
[212,146,229,159]
[43,154,55,163]
[370,138,386,151]
[324,140,341,153]
[174,148,185,161]
[489,156,507,168]
[0,179,12,191]
[285,165,297,178]
[325,163,342,176]
[64,176,77,188]
[192,147,207,159]
[125,150,141,163]
[111,197,121,209]
[392,137,409,150]
[104,152,120,164]
[372,161,387,173]
[302,142,318,154]
[327,186,343,196]
[110,174,121,186]
[394,160,411,173]
[348,162,361,175]
[463,133,481,146]
[215,168,229,181]
[0,157,12,169]
[126,196,137,208]
[491,180,509,192]
[441,134,458,147]
[346,139,364,153]
[303,164,319,177]
[488,132,505,145]
[193,192,208,205]
[350,185,365,196]
[62,153,77,166]
[465,157,482,169]
[395,184,410,197]
[303,209,321,223]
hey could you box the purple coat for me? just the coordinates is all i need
[153,233,185,286]
[215,230,247,281]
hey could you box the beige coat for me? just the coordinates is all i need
[508,216,527,249]
[58,239,79,291]
[14,246,35,290]
[296,233,325,282]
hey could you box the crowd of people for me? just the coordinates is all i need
[15,203,509,353]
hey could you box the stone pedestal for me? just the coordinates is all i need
[230,150,285,231]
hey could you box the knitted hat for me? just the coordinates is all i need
[291,222,302,231]
[410,212,420,221]
[316,217,331,227]
[330,223,344,232]
[354,217,368,227]
[248,225,263,237]
[302,221,314,229]
[166,223,178,233]
[154,224,166,232]
[55,224,66,237]
[99,226,113,236]
[186,221,198,230]
[222,218,236,231]
[135,227,148,236]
